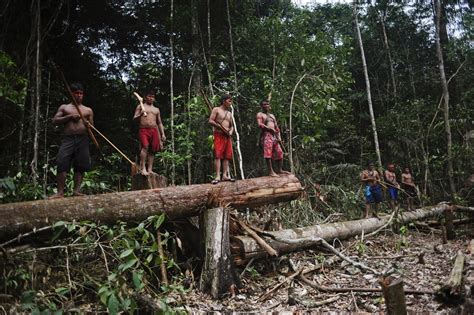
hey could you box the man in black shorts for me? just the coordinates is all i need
[401,167,417,210]
[50,83,94,198]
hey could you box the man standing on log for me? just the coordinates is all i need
[208,94,235,184]
[256,100,291,177]
[50,83,93,198]
[361,162,382,218]
[401,167,417,211]
[384,163,400,211]
[133,90,166,176]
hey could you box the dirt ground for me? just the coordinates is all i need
[176,226,472,313]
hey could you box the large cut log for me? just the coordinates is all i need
[0,175,302,241]
[232,203,452,262]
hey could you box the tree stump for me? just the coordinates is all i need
[445,207,456,240]
[379,276,407,315]
[131,173,168,190]
[199,207,238,298]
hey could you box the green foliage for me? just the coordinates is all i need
[0,50,27,106]
[2,214,187,313]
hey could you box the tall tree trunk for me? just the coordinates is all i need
[30,0,41,183]
[354,5,382,167]
[207,0,211,57]
[191,0,202,92]
[289,73,308,174]
[225,0,244,179]
[43,71,51,195]
[379,10,397,98]
[434,0,456,198]
[170,0,176,185]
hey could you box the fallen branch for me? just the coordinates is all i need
[318,238,380,275]
[257,256,339,302]
[299,273,434,295]
[236,219,278,257]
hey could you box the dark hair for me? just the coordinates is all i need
[70,82,84,92]
[144,90,155,96]
[219,94,232,105]
[260,99,269,106]
[367,161,375,166]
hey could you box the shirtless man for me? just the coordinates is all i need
[133,91,166,175]
[401,167,417,211]
[256,100,290,177]
[208,94,234,184]
[50,83,93,198]
[384,163,400,211]
[360,162,382,218]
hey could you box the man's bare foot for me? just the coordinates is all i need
[269,172,279,177]
[222,177,236,182]
[49,193,64,199]
[278,170,292,175]
[141,169,149,176]
[72,191,86,197]
[372,213,380,219]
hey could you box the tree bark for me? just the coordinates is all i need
[445,207,456,240]
[354,5,382,167]
[380,276,407,315]
[199,207,237,298]
[131,173,167,190]
[232,203,451,262]
[434,0,456,198]
[30,0,41,182]
[169,0,176,185]
[436,250,465,303]
[461,240,474,314]
[378,9,397,98]
[0,175,302,240]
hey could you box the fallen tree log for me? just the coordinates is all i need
[0,175,302,241]
[460,240,474,314]
[436,250,465,303]
[232,203,452,262]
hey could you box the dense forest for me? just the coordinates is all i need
[0,0,473,313]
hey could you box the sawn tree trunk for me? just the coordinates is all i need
[0,175,302,240]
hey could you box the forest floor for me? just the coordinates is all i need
[1,209,472,313]
[179,223,472,313]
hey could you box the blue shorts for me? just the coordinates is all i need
[365,185,383,204]
[388,187,398,200]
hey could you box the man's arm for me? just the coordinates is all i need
[52,105,79,125]
[360,171,369,183]
[89,108,94,126]
[133,105,143,120]
[156,109,166,141]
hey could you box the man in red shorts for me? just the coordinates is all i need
[208,94,235,184]
[256,100,291,177]
[133,90,166,175]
